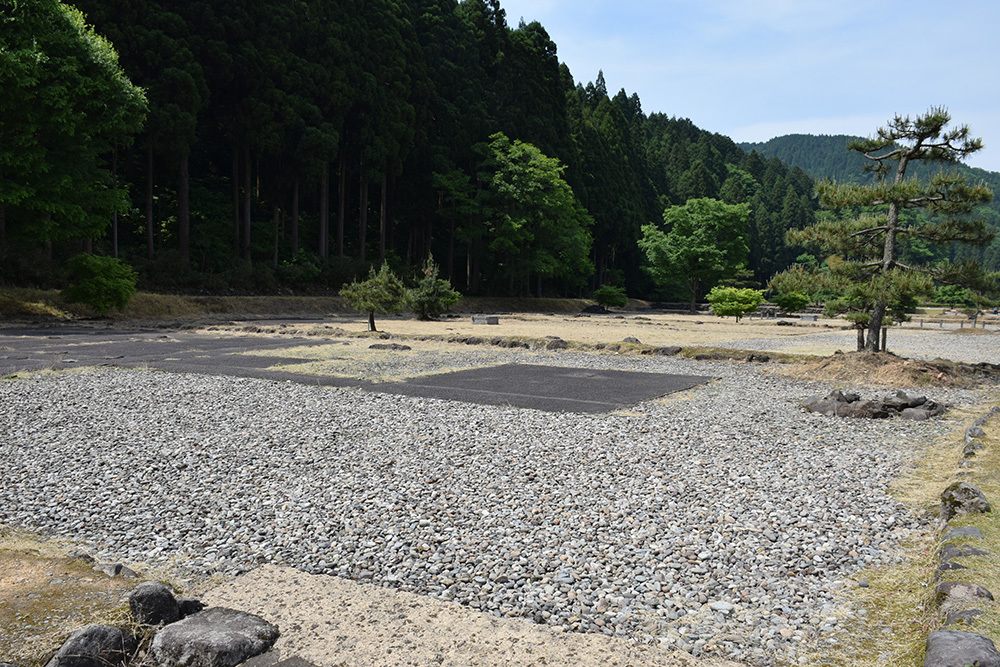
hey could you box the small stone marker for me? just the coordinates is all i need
[799,314,818,321]
[471,315,499,325]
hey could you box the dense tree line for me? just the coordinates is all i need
[2,0,819,300]
[743,134,1000,271]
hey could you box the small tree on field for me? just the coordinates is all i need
[706,286,764,322]
[61,253,137,315]
[340,263,408,332]
[772,108,994,351]
[409,255,461,320]
[772,291,810,314]
[593,284,628,308]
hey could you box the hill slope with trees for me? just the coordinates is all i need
[3,0,825,301]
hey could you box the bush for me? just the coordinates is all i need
[408,256,461,320]
[706,286,764,322]
[773,291,810,313]
[61,254,137,315]
[592,284,628,308]
[935,284,975,308]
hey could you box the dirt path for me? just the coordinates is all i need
[202,565,743,667]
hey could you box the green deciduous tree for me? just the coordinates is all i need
[639,198,750,313]
[339,262,408,331]
[0,0,146,260]
[772,108,994,351]
[478,132,593,295]
[706,286,764,322]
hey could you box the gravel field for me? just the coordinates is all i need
[715,326,1000,364]
[0,351,985,665]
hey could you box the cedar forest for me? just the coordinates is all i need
[2,0,997,305]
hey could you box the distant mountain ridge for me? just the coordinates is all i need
[740,134,1000,189]
[740,133,1000,271]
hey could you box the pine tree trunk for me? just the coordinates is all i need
[856,327,865,351]
[368,311,376,332]
[146,145,154,262]
[319,163,329,258]
[291,178,299,254]
[242,145,252,261]
[865,303,886,352]
[178,155,190,264]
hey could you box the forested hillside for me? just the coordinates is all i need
[3,0,819,299]
[742,134,1000,270]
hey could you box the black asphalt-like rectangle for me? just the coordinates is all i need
[0,327,712,413]
[375,364,711,413]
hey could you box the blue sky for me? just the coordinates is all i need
[498,0,1000,173]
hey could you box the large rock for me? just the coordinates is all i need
[941,482,991,522]
[940,544,990,560]
[44,625,137,667]
[129,581,181,626]
[943,526,985,541]
[148,607,279,667]
[924,630,1000,667]
[838,400,890,419]
[901,407,933,421]
[936,581,995,606]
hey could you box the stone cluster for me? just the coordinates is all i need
[802,389,949,420]
[924,407,1000,667]
[39,579,283,667]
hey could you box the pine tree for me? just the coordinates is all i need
[773,108,994,351]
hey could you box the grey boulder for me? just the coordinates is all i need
[44,625,137,667]
[148,607,279,667]
[924,630,1000,667]
[129,581,181,626]
[936,581,995,606]
[940,482,991,522]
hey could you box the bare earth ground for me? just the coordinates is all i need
[3,309,999,666]
[202,565,739,667]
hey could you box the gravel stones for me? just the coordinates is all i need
[0,356,972,666]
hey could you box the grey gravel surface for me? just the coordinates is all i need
[0,353,980,665]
